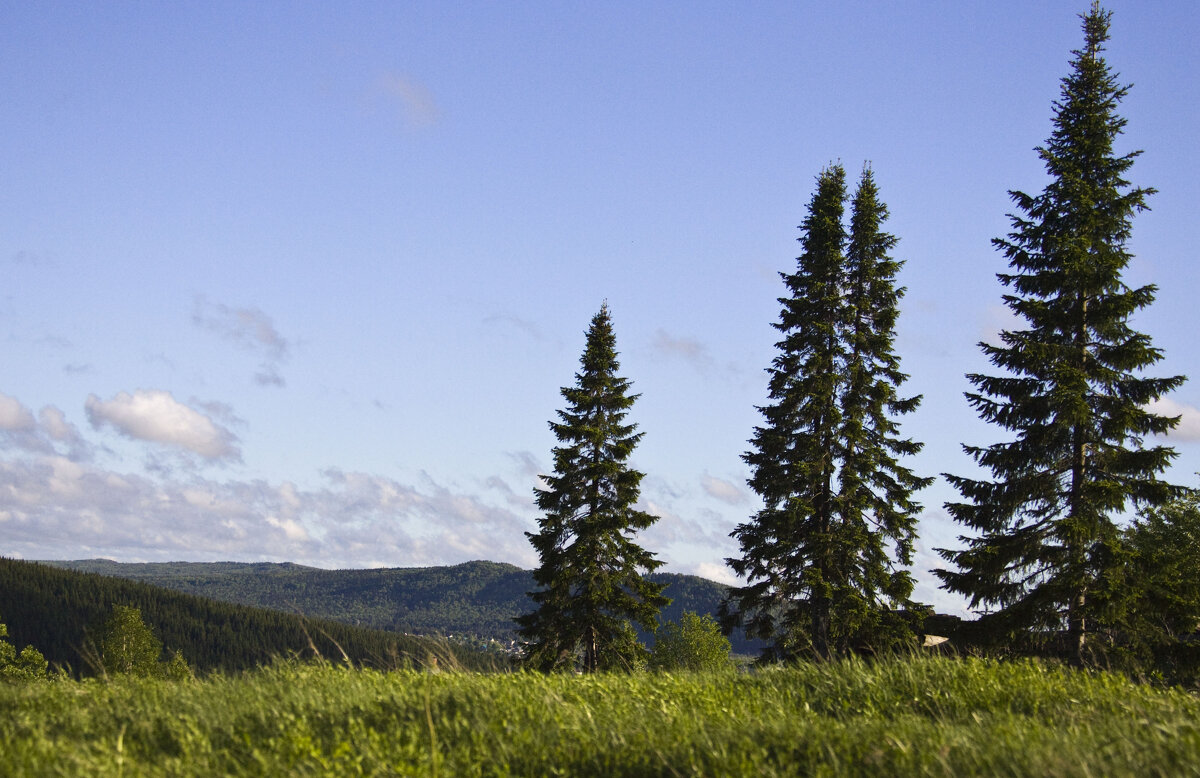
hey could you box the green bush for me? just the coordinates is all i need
[94,605,192,680]
[97,605,164,677]
[0,620,48,682]
[650,611,733,672]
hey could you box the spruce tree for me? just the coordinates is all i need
[723,165,929,660]
[936,3,1185,665]
[835,168,933,651]
[517,303,668,672]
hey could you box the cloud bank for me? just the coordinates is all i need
[0,456,536,569]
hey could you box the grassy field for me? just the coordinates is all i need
[2,656,1198,776]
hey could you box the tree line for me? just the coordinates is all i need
[45,558,765,654]
[518,3,1197,676]
[0,557,496,676]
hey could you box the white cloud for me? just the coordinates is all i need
[0,392,36,431]
[701,474,745,505]
[266,516,310,542]
[85,390,240,461]
[1146,396,1200,441]
[692,561,739,586]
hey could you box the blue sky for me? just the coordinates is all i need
[3,1,1197,614]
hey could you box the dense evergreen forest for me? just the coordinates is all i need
[0,558,498,675]
[43,558,765,654]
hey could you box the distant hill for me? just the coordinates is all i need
[45,559,765,654]
[0,558,500,676]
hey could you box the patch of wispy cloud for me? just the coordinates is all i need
[35,334,73,349]
[912,539,970,617]
[191,399,246,429]
[507,450,548,492]
[636,498,732,551]
[192,297,291,387]
[254,364,285,388]
[85,389,241,462]
[484,313,542,340]
[483,472,541,512]
[375,73,440,128]
[37,405,93,461]
[1145,396,1200,441]
[701,473,745,505]
[979,303,1024,348]
[642,474,685,502]
[650,329,715,373]
[9,250,55,268]
[484,475,513,495]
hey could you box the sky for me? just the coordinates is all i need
[3,1,1198,615]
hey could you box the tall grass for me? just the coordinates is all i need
[1,655,1198,776]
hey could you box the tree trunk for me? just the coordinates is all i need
[586,626,598,673]
[1069,289,1090,667]
[811,599,831,661]
[1068,588,1087,667]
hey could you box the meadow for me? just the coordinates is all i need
[2,655,1198,776]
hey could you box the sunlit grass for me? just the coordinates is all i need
[2,655,1198,776]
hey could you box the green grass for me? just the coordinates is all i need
[2,656,1198,776]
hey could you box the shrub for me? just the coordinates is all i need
[650,611,733,672]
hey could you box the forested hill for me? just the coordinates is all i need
[0,558,498,675]
[44,559,764,654]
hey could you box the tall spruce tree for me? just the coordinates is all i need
[936,3,1185,665]
[517,303,668,672]
[723,165,929,661]
[836,168,934,650]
